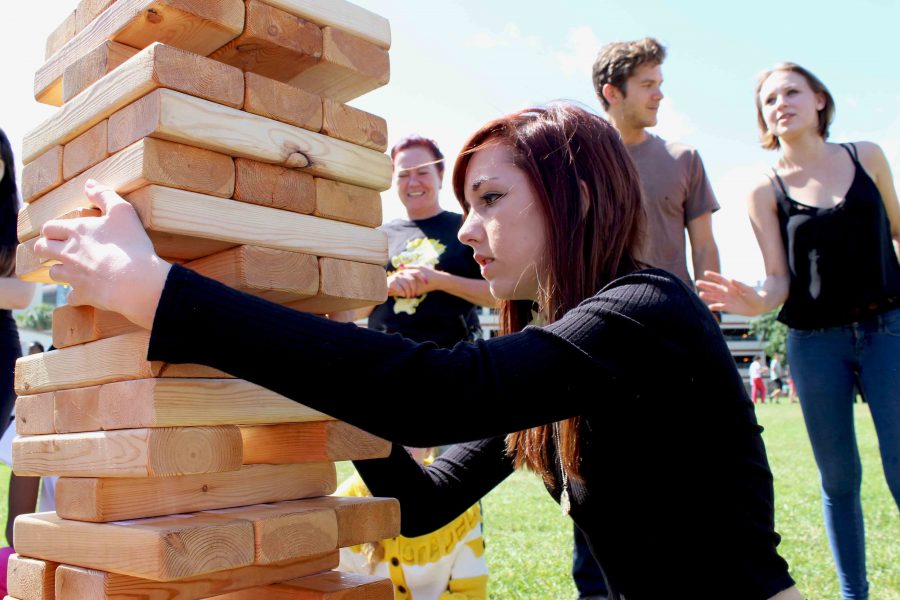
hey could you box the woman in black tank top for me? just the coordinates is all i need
[698,64,900,600]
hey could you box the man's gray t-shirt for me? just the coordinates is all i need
[626,134,719,284]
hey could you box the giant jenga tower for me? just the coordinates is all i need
[7,1,401,598]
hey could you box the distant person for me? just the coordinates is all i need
[768,352,784,403]
[749,355,768,404]
[27,341,44,355]
[699,62,900,600]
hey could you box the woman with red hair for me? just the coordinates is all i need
[35,103,800,599]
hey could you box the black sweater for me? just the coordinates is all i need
[149,266,795,599]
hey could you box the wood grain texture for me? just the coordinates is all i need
[243,72,323,132]
[240,421,391,464]
[126,185,387,266]
[14,393,56,435]
[15,511,254,581]
[262,0,390,49]
[12,426,243,477]
[19,137,235,242]
[233,158,317,214]
[34,0,244,106]
[52,304,138,348]
[46,10,78,59]
[286,257,386,314]
[54,385,104,433]
[214,571,392,600]
[56,463,336,522]
[25,42,244,163]
[288,27,389,103]
[75,0,120,32]
[6,555,57,600]
[312,178,382,228]
[107,89,391,190]
[291,496,400,548]
[21,147,64,203]
[210,0,321,82]
[62,120,111,180]
[321,99,387,152]
[63,41,140,102]
[53,552,338,600]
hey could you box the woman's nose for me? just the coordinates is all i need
[458,211,481,246]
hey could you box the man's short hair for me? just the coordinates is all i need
[592,37,667,110]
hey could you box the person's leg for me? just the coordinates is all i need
[572,524,608,599]
[788,327,868,600]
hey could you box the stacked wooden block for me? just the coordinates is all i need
[9,1,400,598]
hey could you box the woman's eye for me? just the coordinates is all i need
[482,193,504,206]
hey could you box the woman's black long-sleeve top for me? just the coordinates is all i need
[148,265,795,599]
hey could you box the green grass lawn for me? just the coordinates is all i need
[1,404,896,598]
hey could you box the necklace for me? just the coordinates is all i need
[554,421,571,516]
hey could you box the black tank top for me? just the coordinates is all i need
[774,143,900,329]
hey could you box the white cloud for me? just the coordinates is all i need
[466,23,542,50]
[554,26,601,78]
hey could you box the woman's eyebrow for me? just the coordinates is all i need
[471,176,497,191]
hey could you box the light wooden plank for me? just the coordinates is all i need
[56,463,336,522]
[15,393,56,435]
[210,0,321,82]
[126,185,387,265]
[34,0,244,106]
[240,421,390,464]
[12,426,243,477]
[63,41,139,103]
[54,385,103,433]
[98,378,330,430]
[14,331,231,396]
[286,257,386,314]
[7,555,58,600]
[233,158,316,214]
[19,137,235,240]
[46,10,78,60]
[21,147,64,203]
[24,42,244,163]
[62,120,110,180]
[293,496,400,549]
[75,0,119,33]
[107,89,391,191]
[243,72,322,132]
[288,27,389,104]
[214,571,392,600]
[321,99,387,152]
[262,0,390,49]
[312,178,381,228]
[185,246,318,304]
[53,552,339,600]
[15,511,254,581]
[52,305,138,349]
[204,502,337,565]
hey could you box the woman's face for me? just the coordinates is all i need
[393,146,442,219]
[758,70,825,142]
[458,144,548,302]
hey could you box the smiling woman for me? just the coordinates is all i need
[35,103,801,599]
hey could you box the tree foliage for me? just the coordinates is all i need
[750,310,788,363]
[15,303,54,331]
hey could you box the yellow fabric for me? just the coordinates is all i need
[439,574,488,600]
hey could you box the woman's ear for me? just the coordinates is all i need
[0,157,5,182]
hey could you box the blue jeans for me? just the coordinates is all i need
[788,308,900,600]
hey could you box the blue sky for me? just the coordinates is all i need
[3,0,898,282]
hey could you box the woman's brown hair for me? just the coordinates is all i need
[451,103,644,481]
[755,62,836,151]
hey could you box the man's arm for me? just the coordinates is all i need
[686,212,720,282]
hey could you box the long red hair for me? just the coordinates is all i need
[452,103,644,481]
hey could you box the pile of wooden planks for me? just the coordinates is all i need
[9,0,399,598]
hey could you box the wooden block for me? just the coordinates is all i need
[233,158,316,214]
[240,421,390,464]
[243,72,322,132]
[56,462,336,522]
[321,99,386,152]
[7,555,58,600]
[205,502,337,564]
[21,147,64,203]
[215,571,392,600]
[46,10,77,60]
[262,0,390,49]
[19,137,235,240]
[53,552,339,600]
[294,496,400,548]
[15,511,254,581]
[98,378,329,430]
[107,89,391,191]
[34,0,244,106]
[24,42,244,163]
[149,231,236,261]
[62,120,111,180]
[75,0,119,33]
[54,386,103,433]
[286,258,386,314]
[14,331,231,396]
[313,178,381,228]
[185,246,318,304]
[288,27,389,104]
[126,185,387,266]
[210,1,321,82]
[12,426,243,477]
[53,304,138,348]
[15,393,56,435]
[63,41,139,103]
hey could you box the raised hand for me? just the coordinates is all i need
[33,180,171,329]
[696,270,767,316]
